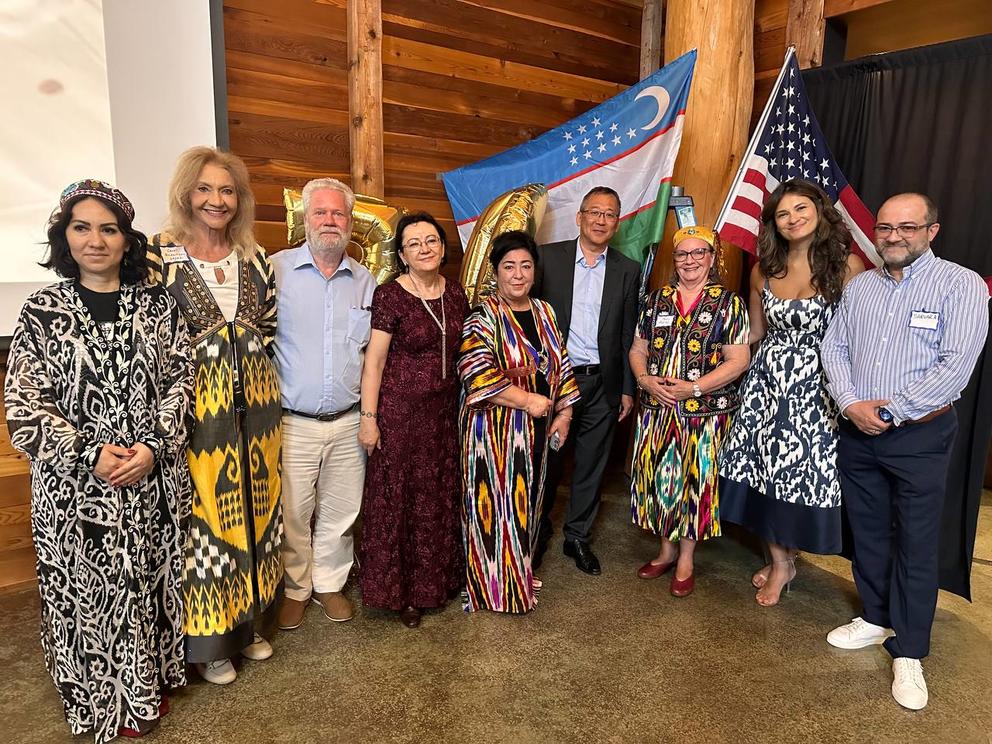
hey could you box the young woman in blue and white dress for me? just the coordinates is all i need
[719,179,863,606]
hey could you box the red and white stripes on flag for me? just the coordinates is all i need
[715,47,882,268]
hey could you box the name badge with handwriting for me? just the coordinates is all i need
[909,311,939,330]
[160,245,189,263]
[656,312,675,328]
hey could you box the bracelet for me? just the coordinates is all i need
[636,372,649,379]
[360,409,377,419]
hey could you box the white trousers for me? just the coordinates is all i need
[280,411,365,600]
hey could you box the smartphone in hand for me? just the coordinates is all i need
[550,431,562,451]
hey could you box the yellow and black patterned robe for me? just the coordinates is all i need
[148,233,282,662]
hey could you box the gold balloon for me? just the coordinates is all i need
[459,183,549,306]
[283,188,404,285]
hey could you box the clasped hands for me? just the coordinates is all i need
[93,443,155,487]
[638,375,695,405]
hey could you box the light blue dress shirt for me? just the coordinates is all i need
[821,249,989,425]
[568,241,606,366]
[271,244,377,415]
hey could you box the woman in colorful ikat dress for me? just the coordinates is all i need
[358,212,469,629]
[720,179,863,606]
[147,147,283,684]
[458,231,581,613]
[4,181,193,741]
[629,226,750,597]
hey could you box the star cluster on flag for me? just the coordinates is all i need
[756,65,847,199]
[559,108,650,169]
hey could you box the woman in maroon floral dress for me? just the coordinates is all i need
[358,212,468,627]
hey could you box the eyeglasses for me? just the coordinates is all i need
[402,236,442,251]
[580,208,620,222]
[873,223,933,238]
[673,247,713,262]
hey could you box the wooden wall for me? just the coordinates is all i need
[0,369,35,593]
[223,0,643,273]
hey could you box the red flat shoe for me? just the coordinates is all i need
[159,694,170,717]
[670,572,695,597]
[637,559,676,580]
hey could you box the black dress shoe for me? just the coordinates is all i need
[399,606,422,628]
[563,540,601,575]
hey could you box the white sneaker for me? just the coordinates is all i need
[196,659,237,685]
[241,632,273,661]
[827,617,895,649]
[892,657,928,710]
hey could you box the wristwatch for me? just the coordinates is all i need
[692,383,702,398]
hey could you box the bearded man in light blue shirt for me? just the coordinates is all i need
[821,192,989,711]
[271,177,376,631]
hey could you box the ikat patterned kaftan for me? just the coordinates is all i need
[458,296,580,613]
[630,284,748,541]
[4,282,193,744]
[148,234,283,662]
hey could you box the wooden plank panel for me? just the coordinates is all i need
[227,67,349,111]
[227,50,349,87]
[0,474,30,509]
[228,94,348,126]
[225,2,347,41]
[756,0,789,31]
[824,0,893,15]
[0,523,33,552]
[384,103,544,148]
[382,35,626,102]
[229,112,350,168]
[755,26,788,73]
[0,546,37,593]
[0,503,29,527]
[224,9,349,72]
[379,0,638,85]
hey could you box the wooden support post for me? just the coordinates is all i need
[661,0,754,290]
[347,0,385,199]
[787,0,827,68]
[640,0,664,80]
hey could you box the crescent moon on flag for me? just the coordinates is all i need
[635,86,671,131]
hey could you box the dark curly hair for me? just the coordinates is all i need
[758,179,850,303]
[395,211,448,273]
[41,194,150,285]
[489,230,539,269]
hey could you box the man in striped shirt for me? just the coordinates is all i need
[820,192,989,711]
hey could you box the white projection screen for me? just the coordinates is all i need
[0,0,220,336]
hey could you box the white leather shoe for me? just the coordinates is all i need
[196,659,237,685]
[827,617,894,649]
[241,633,273,661]
[892,657,928,710]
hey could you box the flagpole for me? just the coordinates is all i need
[714,46,797,230]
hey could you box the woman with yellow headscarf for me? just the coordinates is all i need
[628,226,750,597]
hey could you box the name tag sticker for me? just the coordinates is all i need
[160,246,189,263]
[656,313,675,328]
[909,311,939,330]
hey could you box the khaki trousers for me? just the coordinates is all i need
[280,411,365,600]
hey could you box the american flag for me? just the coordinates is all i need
[716,48,881,267]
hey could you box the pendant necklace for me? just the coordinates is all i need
[409,275,447,379]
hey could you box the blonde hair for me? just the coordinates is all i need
[166,146,257,258]
[302,177,355,214]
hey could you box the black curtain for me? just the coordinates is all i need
[804,36,992,600]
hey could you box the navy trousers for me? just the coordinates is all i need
[837,410,957,659]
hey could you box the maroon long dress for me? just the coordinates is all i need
[359,279,468,610]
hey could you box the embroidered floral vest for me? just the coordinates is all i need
[642,284,742,417]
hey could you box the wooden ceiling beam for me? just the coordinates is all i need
[824,0,894,18]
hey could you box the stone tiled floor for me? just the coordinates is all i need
[1,482,990,744]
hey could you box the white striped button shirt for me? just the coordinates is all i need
[821,249,989,425]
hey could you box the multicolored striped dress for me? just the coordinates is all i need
[458,296,581,614]
[630,284,748,542]
[148,234,283,663]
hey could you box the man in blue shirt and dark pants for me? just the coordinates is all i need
[533,186,640,575]
[821,192,989,710]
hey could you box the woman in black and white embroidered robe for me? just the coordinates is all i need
[3,180,194,743]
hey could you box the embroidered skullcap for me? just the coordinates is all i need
[673,225,716,248]
[59,179,135,221]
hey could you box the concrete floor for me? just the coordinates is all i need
[2,479,990,744]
